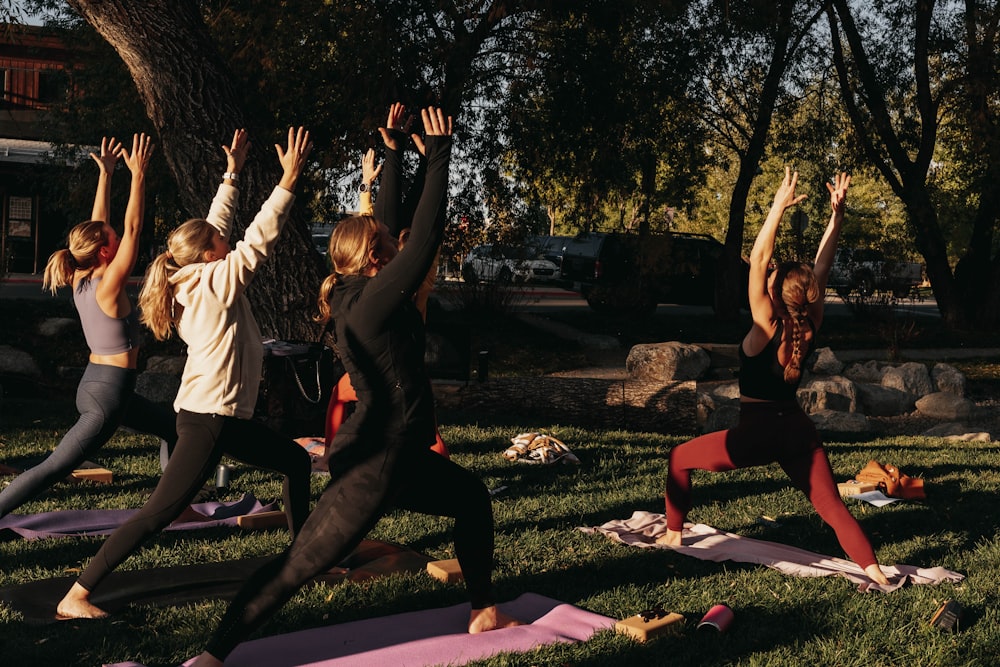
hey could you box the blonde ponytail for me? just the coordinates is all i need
[138,218,218,341]
[313,215,381,324]
[42,220,107,295]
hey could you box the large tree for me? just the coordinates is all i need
[828,0,1000,329]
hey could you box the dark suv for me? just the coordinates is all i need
[560,231,746,314]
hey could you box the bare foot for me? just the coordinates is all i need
[655,528,683,547]
[56,582,108,620]
[865,563,890,586]
[468,605,523,633]
[189,652,224,667]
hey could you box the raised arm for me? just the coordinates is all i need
[358,148,381,216]
[374,102,409,235]
[361,107,452,326]
[812,172,850,292]
[747,167,807,330]
[205,129,251,238]
[89,136,122,223]
[97,133,153,316]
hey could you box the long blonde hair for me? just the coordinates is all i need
[777,261,820,385]
[42,220,108,295]
[315,215,381,324]
[138,219,220,340]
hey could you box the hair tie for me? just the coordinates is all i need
[165,250,174,261]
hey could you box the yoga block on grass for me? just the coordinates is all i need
[615,611,685,642]
[426,558,464,583]
[236,510,287,529]
[838,480,877,497]
[69,467,113,484]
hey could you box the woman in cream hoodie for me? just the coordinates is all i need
[57,127,314,620]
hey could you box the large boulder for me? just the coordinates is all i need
[810,347,845,376]
[0,345,42,378]
[135,372,181,405]
[855,383,916,416]
[704,403,740,432]
[627,342,710,382]
[37,317,78,337]
[931,363,966,397]
[145,355,187,375]
[881,362,933,397]
[915,392,974,421]
[809,409,872,434]
[797,375,857,413]
[922,423,993,442]
[843,360,883,384]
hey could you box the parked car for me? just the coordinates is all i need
[461,243,560,284]
[827,247,923,298]
[559,231,747,314]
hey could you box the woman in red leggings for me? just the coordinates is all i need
[657,168,890,586]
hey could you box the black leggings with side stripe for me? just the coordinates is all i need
[76,409,312,592]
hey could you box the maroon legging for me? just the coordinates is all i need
[664,400,878,568]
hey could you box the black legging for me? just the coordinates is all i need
[0,363,176,519]
[205,439,493,660]
[76,409,312,592]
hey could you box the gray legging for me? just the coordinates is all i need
[0,363,177,518]
[76,409,312,593]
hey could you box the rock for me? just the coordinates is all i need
[710,381,740,401]
[915,392,974,421]
[810,347,844,375]
[145,355,187,375]
[0,345,42,378]
[135,372,181,405]
[696,392,716,426]
[797,376,857,413]
[809,409,871,433]
[843,360,883,384]
[922,423,993,442]
[931,363,966,397]
[855,383,916,416]
[704,403,740,432]
[881,362,933,397]
[37,317,78,337]
[626,342,710,382]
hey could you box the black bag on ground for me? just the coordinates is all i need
[255,340,342,439]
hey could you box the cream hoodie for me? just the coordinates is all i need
[170,183,296,419]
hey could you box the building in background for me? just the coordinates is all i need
[0,24,80,274]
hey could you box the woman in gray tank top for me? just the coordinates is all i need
[0,133,177,520]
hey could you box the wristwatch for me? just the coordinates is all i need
[358,183,369,193]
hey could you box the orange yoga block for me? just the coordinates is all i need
[69,467,113,484]
[615,611,686,642]
[426,558,464,583]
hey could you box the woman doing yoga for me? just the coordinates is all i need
[189,106,519,667]
[56,127,315,619]
[656,168,890,586]
[0,134,177,520]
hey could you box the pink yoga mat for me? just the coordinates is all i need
[104,593,615,667]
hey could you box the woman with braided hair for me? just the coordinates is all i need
[656,168,891,586]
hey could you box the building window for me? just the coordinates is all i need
[37,69,67,105]
[8,196,33,237]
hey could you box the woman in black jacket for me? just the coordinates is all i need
[191,106,518,667]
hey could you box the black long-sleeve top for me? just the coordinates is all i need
[326,135,451,456]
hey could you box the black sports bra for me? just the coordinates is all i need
[738,319,815,401]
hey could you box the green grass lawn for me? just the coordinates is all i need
[1,398,997,667]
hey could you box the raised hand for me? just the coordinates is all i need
[90,136,123,175]
[362,147,382,185]
[773,166,808,211]
[421,107,453,137]
[378,102,409,151]
[223,128,251,174]
[276,126,312,191]
[120,133,155,177]
[826,172,851,216]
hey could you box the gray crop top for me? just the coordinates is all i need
[74,277,141,355]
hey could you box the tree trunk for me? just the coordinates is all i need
[65,0,325,340]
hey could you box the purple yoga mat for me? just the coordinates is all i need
[0,493,276,539]
[105,593,615,667]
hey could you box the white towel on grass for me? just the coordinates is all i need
[579,511,964,593]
